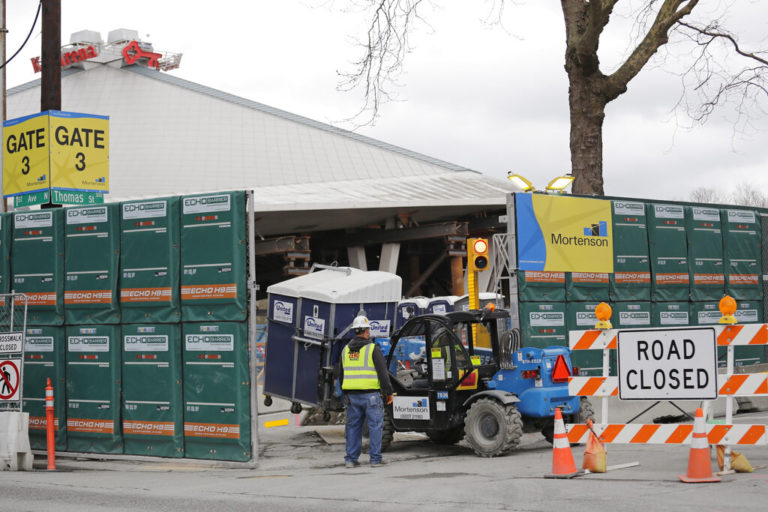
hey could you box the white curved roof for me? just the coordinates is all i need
[7,64,521,209]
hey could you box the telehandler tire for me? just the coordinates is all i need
[464,398,523,457]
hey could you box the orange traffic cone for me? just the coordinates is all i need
[582,419,607,473]
[679,408,721,483]
[545,408,582,479]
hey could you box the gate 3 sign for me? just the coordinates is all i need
[3,110,109,201]
[617,328,718,400]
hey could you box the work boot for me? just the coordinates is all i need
[345,460,360,468]
[370,459,388,467]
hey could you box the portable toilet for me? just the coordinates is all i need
[426,296,459,315]
[395,297,429,329]
[454,292,504,312]
[265,267,401,410]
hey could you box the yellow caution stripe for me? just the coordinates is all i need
[264,419,290,428]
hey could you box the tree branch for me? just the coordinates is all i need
[338,0,426,125]
[607,0,698,99]
[677,21,768,67]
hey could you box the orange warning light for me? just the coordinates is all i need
[484,302,496,312]
[719,295,737,316]
[718,295,738,325]
[594,302,612,330]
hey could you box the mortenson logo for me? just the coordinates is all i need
[551,231,608,248]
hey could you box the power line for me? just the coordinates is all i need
[0,1,43,71]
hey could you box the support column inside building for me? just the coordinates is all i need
[378,218,400,274]
[347,246,367,271]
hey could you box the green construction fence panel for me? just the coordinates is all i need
[180,191,247,322]
[120,197,181,323]
[609,200,651,301]
[722,209,762,301]
[64,204,120,324]
[12,209,65,325]
[647,203,690,302]
[65,324,122,454]
[614,301,652,329]
[733,301,766,367]
[691,301,765,368]
[691,302,721,327]
[22,326,66,450]
[183,322,251,461]
[686,206,725,301]
[566,302,603,376]
[517,271,565,302]
[651,302,691,328]
[122,323,183,457]
[0,212,10,296]
[566,272,609,302]
[518,302,567,348]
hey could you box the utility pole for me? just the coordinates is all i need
[40,0,60,209]
[40,0,60,111]
[1,0,6,212]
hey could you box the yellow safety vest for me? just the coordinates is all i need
[341,343,380,391]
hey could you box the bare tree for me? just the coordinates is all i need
[689,183,768,207]
[340,1,768,196]
[689,186,723,204]
[730,183,768,208]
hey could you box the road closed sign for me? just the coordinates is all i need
[617,328,717,400]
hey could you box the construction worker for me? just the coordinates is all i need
[339,314,394,468]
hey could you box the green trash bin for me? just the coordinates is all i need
[64,204,121,324]
[686,206,725,301]
[180,191,247,322]
[65,324,122,453]
[122,323,183,457]
[647,203,690,302]
[651,302,691,328]
[22,326,66,450]
[120,197,180,323]
[518,302,567,348]
[183,322,250,461]
[12,210,64,325]
[610,200,651,302]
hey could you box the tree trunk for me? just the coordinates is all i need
[569,74,607,196]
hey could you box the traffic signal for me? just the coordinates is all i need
[467,237,489,272]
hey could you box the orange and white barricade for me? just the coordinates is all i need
[567,306,768,474]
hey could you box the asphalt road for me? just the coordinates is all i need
[1,411,766,512]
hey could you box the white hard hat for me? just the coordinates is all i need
[351,315,370,330]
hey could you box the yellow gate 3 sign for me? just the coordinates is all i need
[3,110,109,198]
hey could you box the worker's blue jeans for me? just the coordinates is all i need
[344,392,384,464]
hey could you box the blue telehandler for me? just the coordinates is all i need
[378,306,593,456]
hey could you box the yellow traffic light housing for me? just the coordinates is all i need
[467,238,489,273]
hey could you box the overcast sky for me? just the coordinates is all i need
[4,0,767,202]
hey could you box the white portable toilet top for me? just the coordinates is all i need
[267,267,364,298]
[398,297,430,309]
[428,295,459,305]
[456,292,503,302]
[271,268,402,304]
